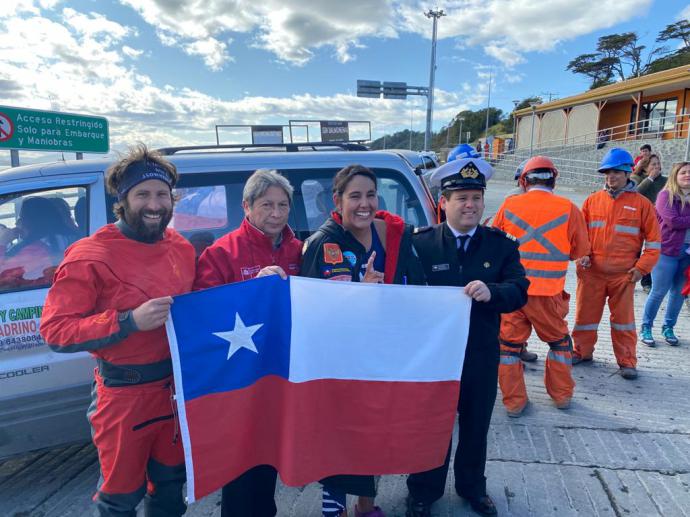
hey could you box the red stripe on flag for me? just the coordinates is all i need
[184,375,459,500]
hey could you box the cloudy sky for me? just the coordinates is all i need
[1,0,688,164]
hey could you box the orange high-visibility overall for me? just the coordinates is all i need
[573,187,660,368]
[494,189,589,411]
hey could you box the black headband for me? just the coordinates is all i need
[117,160,174,201]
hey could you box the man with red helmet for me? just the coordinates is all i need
[493,156,590,416]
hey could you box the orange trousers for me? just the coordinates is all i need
[572,268,637,368]
[88,374,186,516]
[499,292,574,412]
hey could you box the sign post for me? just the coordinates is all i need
[0,106,109,155]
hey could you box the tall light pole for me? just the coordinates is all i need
[529,102,539,157]
[484,68,492,137]
[457,117,465,145]
[424,9,445,151]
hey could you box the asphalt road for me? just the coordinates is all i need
[2,181,689,517]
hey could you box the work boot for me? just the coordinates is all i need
[662,325,679,346]
[519,345,538,362]
[554,398,571,410]
[405,496,431,517]
[571,354,592,365]
[506,401,528,418]
[640,324,655,347]
[619,367,638,380]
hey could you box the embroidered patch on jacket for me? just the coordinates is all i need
[343,251,357,267]
[323,243,344,265]
[240,265,261,280]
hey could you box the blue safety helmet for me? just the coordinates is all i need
[514,159,528,181]
[447,143,480,162]
[598,148,634,173]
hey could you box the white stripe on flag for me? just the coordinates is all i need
[165,319,196,503]
[288,277,471,383]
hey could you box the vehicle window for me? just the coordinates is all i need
[174,172,253,257]
[300,179,334,232]
[172,186,229,231]
[0,187,87,293]
[422,156,436,169]
[287,168,424,239]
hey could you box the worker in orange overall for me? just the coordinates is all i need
[572,148,661,380]
[493,156,590,416]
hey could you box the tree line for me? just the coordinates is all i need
[567,20,690,89]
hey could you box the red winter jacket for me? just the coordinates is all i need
[40,224,196,365]
[194,218,302,289]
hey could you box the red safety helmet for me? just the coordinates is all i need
[519,155,559,189]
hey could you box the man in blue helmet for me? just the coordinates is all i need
[572,148,660,380]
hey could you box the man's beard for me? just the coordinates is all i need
[123,203,173,243]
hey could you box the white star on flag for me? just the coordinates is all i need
[213,313,264,360]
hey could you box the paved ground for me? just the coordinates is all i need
[2,181,689,516]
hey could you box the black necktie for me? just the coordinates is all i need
[457,235,470,262]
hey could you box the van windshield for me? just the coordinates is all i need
[170,167,425,255]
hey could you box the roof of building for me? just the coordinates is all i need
[514,64,690,117]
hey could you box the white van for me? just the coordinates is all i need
[0,145,436,458]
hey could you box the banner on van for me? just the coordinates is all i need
[0,289,45,354]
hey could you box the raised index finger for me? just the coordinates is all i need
[366,251,377,272]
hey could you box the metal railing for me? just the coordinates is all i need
[519,112,690,151]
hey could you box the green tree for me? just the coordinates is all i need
[656,20,690,48]
[567,31,667,88]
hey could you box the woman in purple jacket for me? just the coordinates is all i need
[641,162,690,346]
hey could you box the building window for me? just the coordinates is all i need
[630,98,678,133]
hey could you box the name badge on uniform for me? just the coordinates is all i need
[432,263,450,272]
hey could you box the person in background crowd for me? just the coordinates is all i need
[493,156,589,417]
[631,153,667,293]
[640,162,690,347]
[572,148,660,380]
[40,144,196,517]
[633,143,652,170]
[194,169,303,517]
[301,164,425,517]
[405,157,528,516]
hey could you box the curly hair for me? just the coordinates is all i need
[105,143,178,219]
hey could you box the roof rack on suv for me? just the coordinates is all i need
[157,142,370,155]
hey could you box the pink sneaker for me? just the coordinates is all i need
[354,506,385,517]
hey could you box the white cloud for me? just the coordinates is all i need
[398,0,652,66]
[122,45,144,59]
[182,38,232,71]
[118,0,396,68]
[0,6,471,163]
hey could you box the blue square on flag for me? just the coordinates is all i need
[170,275,291,400]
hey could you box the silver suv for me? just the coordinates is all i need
[0,144,436,458]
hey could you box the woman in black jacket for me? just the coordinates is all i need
[301,164,425,517]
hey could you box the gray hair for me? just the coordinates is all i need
[242,169,294,205]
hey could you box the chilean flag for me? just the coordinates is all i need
[166,275,471,502]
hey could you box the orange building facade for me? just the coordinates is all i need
[514,65,690,150]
